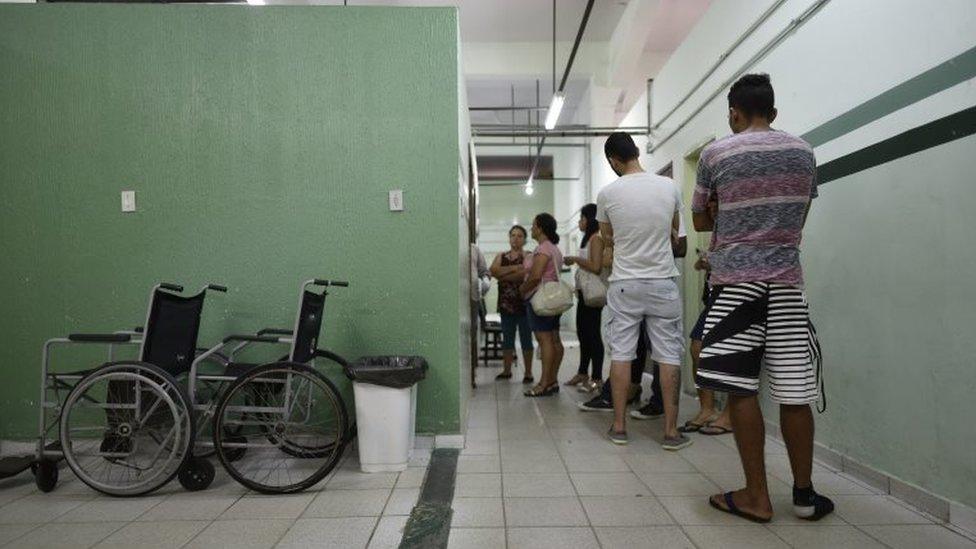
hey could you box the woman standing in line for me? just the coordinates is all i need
[520,213,564,397]
[489,225,535,383]
[564,204,608,392]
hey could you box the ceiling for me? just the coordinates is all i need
[300,0,629,42]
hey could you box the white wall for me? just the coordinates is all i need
[645,0,976,512]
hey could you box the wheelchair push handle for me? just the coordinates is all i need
[313,279,349,288]
[160,282,184,292]
[207,284,228,293]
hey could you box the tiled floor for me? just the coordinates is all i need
[447,346,976,549]
[0,443,429,548]
[2,344,975,548]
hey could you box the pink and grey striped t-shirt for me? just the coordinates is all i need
[691,129,817,286]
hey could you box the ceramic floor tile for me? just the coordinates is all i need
[303,489,390,518]
[570,473,651,497]
[455,474,502,498]
[501,454,566,474]
[861,525,976,548]
[326,470,399,490]
[275,517,377,549]
[593,526,696,548]
[832,496,932,525]
[0,523,37,546]
[383,488,420,516]
[504,497,589,527]
[0,496,89,524]
[2,521,125,549]
[93,520,209,549]
[451,498,504,527]
[638,472,721,497]
[456,456,501,474]
[395,468,426,489]
[367,516,409,549]
[447,528,506,549]
[502,473,575,498]
[506,527,601,549]
[579,496,673,526]
[682,525,789,548]
[183,519,293,549]
[622,453,696,473]
[562,454,631,473]
[220,493,315,520]
[137,495,240,521]
[768,525,888,548]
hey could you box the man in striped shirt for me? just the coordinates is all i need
[692,74,834,523]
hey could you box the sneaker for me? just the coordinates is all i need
[661,433,693,451]
[793,485,835,520]
[577,395,614,412]
[629,401,664,420]
[607,428,628,445]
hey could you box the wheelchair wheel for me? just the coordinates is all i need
[60,362,193,497]
[213,362,348,494]
[33,459,59,493]
[260,351,350,459]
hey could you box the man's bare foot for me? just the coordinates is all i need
[709,489,773,522]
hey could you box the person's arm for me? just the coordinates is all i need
[691,153,716,232]
[574,235,605,274]
[519,253,549,298]
[489,253,505,279]
[599,222,614,246]
[671,212,687,258]
[500,264,526,282]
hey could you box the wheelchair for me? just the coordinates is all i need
[181,278,352,494]
[38,282,225,496]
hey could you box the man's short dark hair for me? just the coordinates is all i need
[604,132,639,162]
[728,73,775,119]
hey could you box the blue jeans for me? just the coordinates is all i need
[500,312,533,351]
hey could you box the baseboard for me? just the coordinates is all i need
[764,421,976,538]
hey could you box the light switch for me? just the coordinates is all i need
[121,190,136,213]
[389,189,404,212]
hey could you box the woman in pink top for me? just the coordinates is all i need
[519,213,564,397]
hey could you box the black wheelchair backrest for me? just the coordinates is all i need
[140,290,205,376]
[290,290,325,364]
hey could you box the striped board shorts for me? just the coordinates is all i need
[695,282,822,405]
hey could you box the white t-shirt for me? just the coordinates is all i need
[596,172,684,282]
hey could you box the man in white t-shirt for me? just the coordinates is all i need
[596,132,690,451]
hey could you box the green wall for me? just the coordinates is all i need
[0,5,464,436]
[801,135,976,507]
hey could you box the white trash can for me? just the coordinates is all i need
[347,356,427,473]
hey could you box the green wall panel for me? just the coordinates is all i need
[0,4,463,436]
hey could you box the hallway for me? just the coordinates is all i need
[449,347,976,548]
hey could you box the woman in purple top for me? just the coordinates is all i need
[519,213,564,397]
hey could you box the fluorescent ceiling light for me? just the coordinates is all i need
[524,185,534,196]
[247,0,265,5]
[543,93,565,130]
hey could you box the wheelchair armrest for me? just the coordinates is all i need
[222,334,283,344]
[257,328,293,336]
[68,333,132,343]
[133,326,144,333]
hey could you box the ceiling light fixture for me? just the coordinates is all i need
[543,92,565,130]
[247,0,266,5]
[524,184,534,196]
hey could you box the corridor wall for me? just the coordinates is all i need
[646,0,976,513]
[0,5,468,436]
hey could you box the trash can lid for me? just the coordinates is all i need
[346,355,428,388]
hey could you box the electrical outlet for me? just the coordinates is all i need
[121,190,136,213]
[389,189,404,212]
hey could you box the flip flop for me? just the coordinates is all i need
[495,373,513,380]
[708,492,771,524]
[522,376,535,384]
[699,424,733,436]
[677,421,705,433]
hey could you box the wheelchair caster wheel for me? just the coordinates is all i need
[224,436,248,463]
[34,459,59,493]
[178,457,214,492]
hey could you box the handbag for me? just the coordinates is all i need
[530,280,574,316]
[578,269,608,307]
